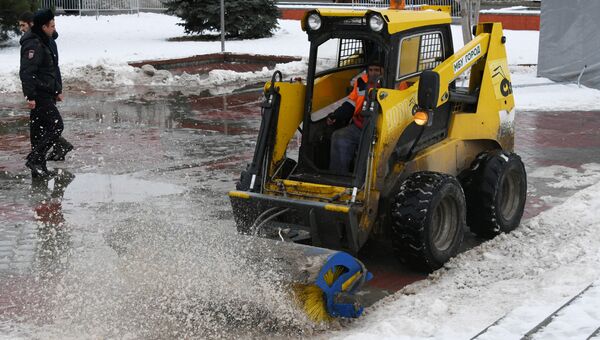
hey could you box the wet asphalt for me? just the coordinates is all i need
[0,87,323,339]
[1,87,599,338]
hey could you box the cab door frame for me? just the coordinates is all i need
[387,24,455,162]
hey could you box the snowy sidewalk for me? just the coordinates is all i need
[474,281,600,339]
[330,178,600,339]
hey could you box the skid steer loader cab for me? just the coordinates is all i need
[229,9,527,272]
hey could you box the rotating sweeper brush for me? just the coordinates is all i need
[290,246,372,321]
[241,235,372,322]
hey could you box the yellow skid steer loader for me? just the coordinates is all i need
[228,8,526,321]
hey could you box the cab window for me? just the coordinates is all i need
[315,38,365,75]
[396,31,444,88]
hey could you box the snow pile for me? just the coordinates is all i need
[0,14,309,92]
[64,62,138,88]
[513,80,600,111]
[332,178,600,339]
[479,281,600,339]
[529,163,600,189]
[206,59,308,86]
[508,65,600,111]
[480,6,541,15]
[2,59,308,93]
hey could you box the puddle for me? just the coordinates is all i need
[62,173,184,205]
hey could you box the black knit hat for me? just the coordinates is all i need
[369,58,384,68]
[19,11,34,24]
[367,48,385,68]
[33,9,54,27]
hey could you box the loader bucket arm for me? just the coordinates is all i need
[415,22,515,150]
[417,27,491,110]
[242,72,283,192]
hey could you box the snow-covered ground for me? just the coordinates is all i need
[0,14,312,93]
[1,13,600,111]
[1,13,599,339]
[333,175,600,340]
[480,5,541,15]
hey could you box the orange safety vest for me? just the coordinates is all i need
[348,73,377,129]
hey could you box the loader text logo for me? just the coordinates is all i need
[386,96,415,130]
[493,65,512,97]
[453,44,481,74]
[410,97,418,115]
[489,59,513,100]
[342,18,364,26]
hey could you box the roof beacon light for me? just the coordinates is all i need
[369,14,385,32]
[307,13,322,31]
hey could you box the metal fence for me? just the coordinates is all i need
[40,0,167,13]
[41,0,459,16]
[350,0,390,8]
[351,0,461,16]
[407,0,461,17]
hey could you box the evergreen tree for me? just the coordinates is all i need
[0,0,37,42]
[166,0,279,39]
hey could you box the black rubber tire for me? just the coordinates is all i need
[236,169,251,191]
[391,172,466,272]
[464,150,527,238]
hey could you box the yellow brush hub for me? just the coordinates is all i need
[294,266,346,323]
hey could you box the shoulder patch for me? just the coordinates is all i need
[28,50,35,59]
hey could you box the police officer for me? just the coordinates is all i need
[18,12,33,33]
[20,11,73,163]
[20,9,72,177]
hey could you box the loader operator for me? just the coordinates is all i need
[326,61,383,173]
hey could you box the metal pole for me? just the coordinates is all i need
[463,0,481,41]
[472,0,481,27]
[460,0,472,44]
[220,0,225,53]
[577,65,587,88]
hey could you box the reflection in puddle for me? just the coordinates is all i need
[63,173,184,205]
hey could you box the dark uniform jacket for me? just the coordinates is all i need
[19,30,62,101]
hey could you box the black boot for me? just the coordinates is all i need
[26,159,51,178]
[47,137,74,161]
[41,162,57,177]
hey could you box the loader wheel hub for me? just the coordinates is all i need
[500,169,521,220]
[432,195,459,251]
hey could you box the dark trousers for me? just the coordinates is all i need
[329,123,362,173]
[27,98,64,164]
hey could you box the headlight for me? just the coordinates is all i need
[307,13,322,31]
[369,14,384,32]
[413,111,429,126]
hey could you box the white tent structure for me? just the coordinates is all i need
[537,0,600,89]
